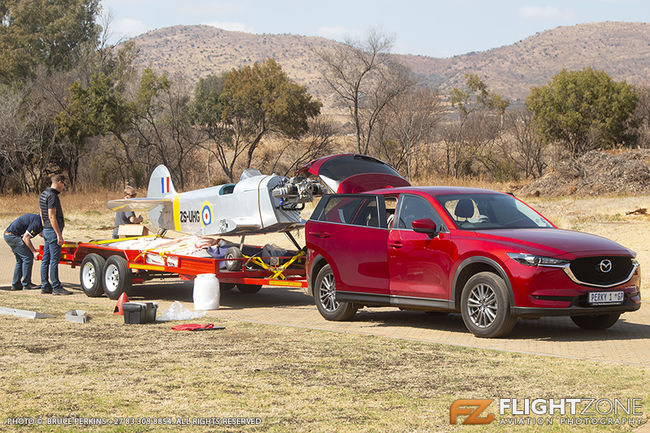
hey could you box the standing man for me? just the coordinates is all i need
[4,213,42,290]
[112,185,143,238]
[39,174,72,295]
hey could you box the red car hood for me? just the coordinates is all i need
[468,228,634,257]
[296,153,410,193]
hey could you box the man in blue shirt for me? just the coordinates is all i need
[4,213,43,290]
[39,174,72,295]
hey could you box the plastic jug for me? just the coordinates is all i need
[193,274,220,310]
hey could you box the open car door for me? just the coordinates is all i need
[297,154,410,193]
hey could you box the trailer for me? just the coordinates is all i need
[42,235,308,300]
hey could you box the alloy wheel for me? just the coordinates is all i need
[467,283,498,328]
[319,272,338,312]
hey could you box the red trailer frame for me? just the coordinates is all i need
[41,237,308,300]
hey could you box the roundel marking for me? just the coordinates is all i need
[201,202,213,227]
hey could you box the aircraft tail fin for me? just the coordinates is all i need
[147,165,177,198]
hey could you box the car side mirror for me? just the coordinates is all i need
[411,218,438,236]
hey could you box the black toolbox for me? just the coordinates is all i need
[123,302,158,324]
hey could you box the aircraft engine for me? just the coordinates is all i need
[271,176,324,209]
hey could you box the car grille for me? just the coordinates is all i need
[568,256,634,287]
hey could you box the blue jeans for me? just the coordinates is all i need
[41,228,62,291]
[4,233,34,288]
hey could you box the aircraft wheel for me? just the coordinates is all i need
[224,247,242,271]
[80,254,105,297]
[103,255,132,300]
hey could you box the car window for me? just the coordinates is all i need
[319,196,382,227]
[436,193,553,230]
[385,196,398,229]
[395,195,445,231]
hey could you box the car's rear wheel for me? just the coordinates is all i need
[460,272,516,338]
[314,264,357,321]
[571,313,620,330]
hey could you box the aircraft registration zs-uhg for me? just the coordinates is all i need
[108,165,324,236]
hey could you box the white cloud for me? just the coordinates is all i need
[203,21,254,33]
[112,18,149,40]
[517,6,575,20]
[317,26,363,41]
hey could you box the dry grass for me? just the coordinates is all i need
[0,292,648,433]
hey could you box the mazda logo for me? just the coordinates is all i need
[599,259,612,273]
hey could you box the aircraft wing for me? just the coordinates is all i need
[107,198,172,212]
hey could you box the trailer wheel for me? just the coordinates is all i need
[80,254,105,297]
[103,255,132,300]
[237,284,262,294]
[220,283,235,292]
[224,247,243,271]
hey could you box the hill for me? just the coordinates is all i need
[128,22,650,105]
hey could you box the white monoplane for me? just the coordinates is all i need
[108,165,323,237]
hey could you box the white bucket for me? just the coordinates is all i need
[193,274,220,310]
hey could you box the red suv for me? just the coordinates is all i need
[301,154,641,338]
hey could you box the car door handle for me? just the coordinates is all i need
[389,241,403,248]
[309,231,330,238]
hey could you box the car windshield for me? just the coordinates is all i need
[435,193,553,230]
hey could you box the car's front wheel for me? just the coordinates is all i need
[460,272,517,338]
[314,264,357,321]
[571,313,620,330]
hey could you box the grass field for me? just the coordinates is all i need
[0,189,648,432]
[0,292,648,433]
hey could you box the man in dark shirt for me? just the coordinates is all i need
[4,214,43,290]
[39,174,71,295]
[112,186,143,238]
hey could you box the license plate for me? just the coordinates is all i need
[588,291,624,305]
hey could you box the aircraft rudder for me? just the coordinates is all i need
[147,165,177,198]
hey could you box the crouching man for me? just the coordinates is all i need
[3,213,42,290]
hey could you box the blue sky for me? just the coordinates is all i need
[101,0,650,57]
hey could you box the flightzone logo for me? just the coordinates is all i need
[450,398,645,426]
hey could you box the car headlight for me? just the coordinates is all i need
[507,253,570,267]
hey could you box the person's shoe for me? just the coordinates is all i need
[11,284,22,291]
[24,283,41,290]
[52,287,73,296]
[41,287,52,294]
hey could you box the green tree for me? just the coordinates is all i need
[445,74,510,178]
[0,0,101,84]
[193,59,321,181]
[526,68,639,156]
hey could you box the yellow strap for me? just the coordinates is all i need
[88,235,156,245]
